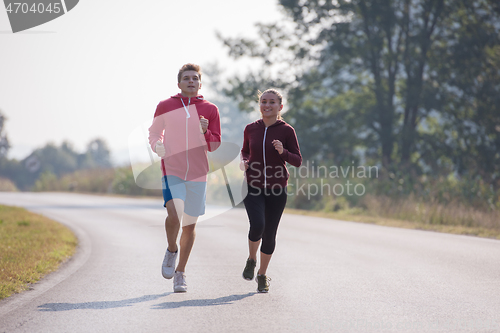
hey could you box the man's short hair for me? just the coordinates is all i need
[178,63,202,83]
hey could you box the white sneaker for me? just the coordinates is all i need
[161,249,177,279]
[174,271,187,292]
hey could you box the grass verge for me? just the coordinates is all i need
[0,205,77,300]
[284,208,500,240]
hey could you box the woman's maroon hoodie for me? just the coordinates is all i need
[241,119,302,188]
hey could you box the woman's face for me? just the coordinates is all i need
[260,92,283,118]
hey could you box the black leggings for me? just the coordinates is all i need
[243,185,287,255]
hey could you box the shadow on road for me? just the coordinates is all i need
[38,293,170,311]
[37,292,256,311]
[151,292,256,309]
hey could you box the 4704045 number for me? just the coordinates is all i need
[5,3,62,14]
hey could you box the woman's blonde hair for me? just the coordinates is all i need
[258,88,283,120]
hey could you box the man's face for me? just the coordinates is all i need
[178,70,201,97]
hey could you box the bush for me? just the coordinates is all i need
[33,169,115,193]
[285,161,499,231]
[0,177,18,192]
[111,167,161,197]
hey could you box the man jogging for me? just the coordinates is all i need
[149,63,221,292]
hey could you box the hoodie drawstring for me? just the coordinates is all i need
[181,98,191,180]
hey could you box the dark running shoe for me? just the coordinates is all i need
[256,274,271,293]
[242,258,257,280]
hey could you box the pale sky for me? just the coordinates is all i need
[0,0,285,164]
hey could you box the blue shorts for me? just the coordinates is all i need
[162,175,206,217]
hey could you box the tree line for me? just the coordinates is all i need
[218,0,500,192]
[0,111,112,191]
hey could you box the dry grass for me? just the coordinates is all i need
[0,177,18,192]
[361,194,500,232]
[285,195,500,240]
[0,205,77,299]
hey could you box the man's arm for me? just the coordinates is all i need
[204,106,221,152]
[148,104,165,156]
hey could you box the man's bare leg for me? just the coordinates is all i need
[176,214,198,272]
[164,198,184,253]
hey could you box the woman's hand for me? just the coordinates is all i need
[272,140,284,154]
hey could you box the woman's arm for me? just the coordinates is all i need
[241,126,250,162]
[280,127,302,167]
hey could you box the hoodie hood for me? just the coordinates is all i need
[256,119,287,128]
[171,93,205,103]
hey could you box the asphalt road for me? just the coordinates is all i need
[0,192,499,333]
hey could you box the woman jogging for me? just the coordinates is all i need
[240,88,302,293]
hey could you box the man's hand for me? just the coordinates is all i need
[154,140,166,158]
[200,116,208,134]
[240,160,249,171]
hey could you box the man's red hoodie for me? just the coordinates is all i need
[148,94,221,182]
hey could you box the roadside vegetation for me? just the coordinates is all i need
[285,204,500,240]
[285,168,500,239]
[17,164,500,239]
[0,205,77,299]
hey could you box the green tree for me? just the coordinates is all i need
[422,2,500,184]
[79,138,112,169]
[218,0,500,184]
[0,110,9,159]
[202,62,256,146]
[9,139,113,190]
